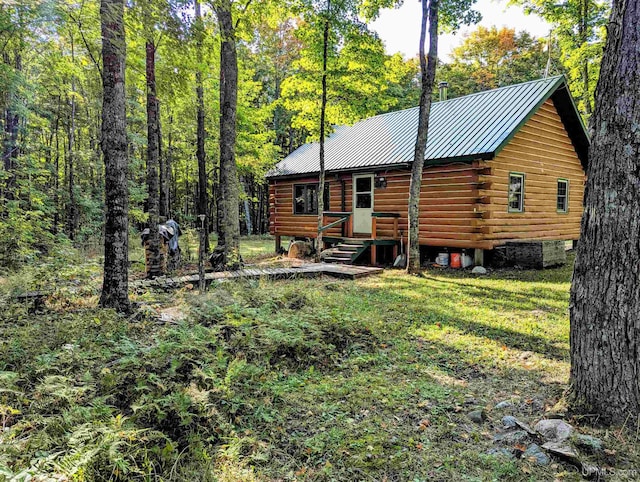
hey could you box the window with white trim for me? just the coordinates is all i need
[557,179,569,213]
[508,173,525,212]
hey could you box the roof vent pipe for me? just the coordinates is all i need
[439,81,449,101]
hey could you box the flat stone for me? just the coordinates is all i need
[574,434,604,454]
[493,430,529,445]
[535,419,574,442]
[494,400,514,410]
[514,419,536,435]
[542,441,581,466]
[471,266,487,275]
[524,444,550,466]
[468,409,486,424]
[502,415,518,428]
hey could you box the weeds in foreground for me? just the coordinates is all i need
[1,254,639,480]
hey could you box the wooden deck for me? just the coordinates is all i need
[132,263,384,290]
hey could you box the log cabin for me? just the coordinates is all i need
[266,76,589,266]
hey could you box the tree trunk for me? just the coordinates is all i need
[213,164,221,235]
[2,51,20,202]
[145,37,163,278]
[66,35,79,240]
[406,0,439,273]
[316,4,330,261]
[158,98,169,220]
[242,177,253,235]
[99,0,130,313]
[569,0,640,423]
[167,113,174,216]
[211,0,241,270]
[579,0,592,117]
[195,0,209,251]
[53,109,60,234]
[66,90,77,238]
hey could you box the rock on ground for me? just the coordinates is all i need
[467,409,486,424]
[541,441,581,466]
[523,444,550,466]
[535,419,574,443]
[493,430,530,445]
[574,434,604,454]
[502,415,518,428]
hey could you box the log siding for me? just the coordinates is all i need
[269,98,585,251]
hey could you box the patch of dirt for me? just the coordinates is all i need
[158,306,187,323]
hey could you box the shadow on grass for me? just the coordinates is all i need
[418,307,568,362]
[394,274,568,314]
[360,276,569,362]
[423,253,575,285]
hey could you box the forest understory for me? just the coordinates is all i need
[1,239,639,481]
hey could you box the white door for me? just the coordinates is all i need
[353,174,374,234]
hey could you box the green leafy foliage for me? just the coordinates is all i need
[509,0,609,118]
[436,26,555,98]
[2,252,639,480]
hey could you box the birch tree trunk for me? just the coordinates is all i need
[99,0,130,312]
[569,0,640,423]
[407,0,439,273]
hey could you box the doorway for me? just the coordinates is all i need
[352,173,374,234]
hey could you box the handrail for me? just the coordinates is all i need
[371,212,401,240]
[319,211,352,234]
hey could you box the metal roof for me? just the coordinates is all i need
[267,76,588,178]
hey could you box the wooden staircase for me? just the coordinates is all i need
[323,239,369,265]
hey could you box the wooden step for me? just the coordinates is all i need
[332,250,355,259]
[338,238,368,245]
[336,244,360,252]
[323,256,353,264]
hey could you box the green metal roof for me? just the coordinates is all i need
[267,76,588,178]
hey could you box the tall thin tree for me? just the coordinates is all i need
[211,0,241,269]
[570,0,640,423]
[2,51,21,202]
[66,33,78,240]
[316,0,330,259]
[99,0,130,312]
[144,1,163,278]
[407,0,439,273]
[158,99,170,219]
[195,0,209,251]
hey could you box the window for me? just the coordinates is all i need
[557,179,569,213]
[355,176,372,209]
[293,183,330,214]
[508,173,525,212]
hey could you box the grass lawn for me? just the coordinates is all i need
[1,239,638,481]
